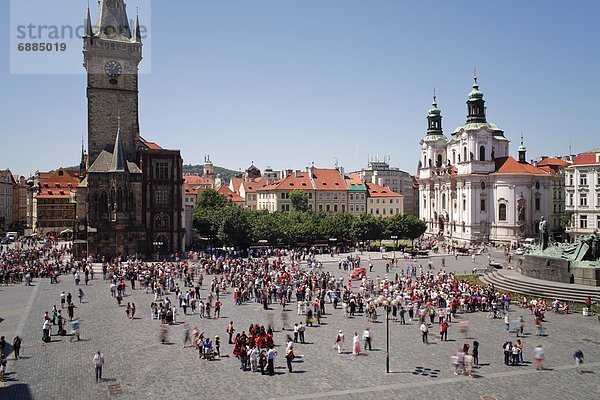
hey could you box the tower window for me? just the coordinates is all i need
[535,197,540,211]
[499,203,507,221]
[154,161,169,180]
[463,147,467,162]
[481,199,486,211]
[479,145,485,161]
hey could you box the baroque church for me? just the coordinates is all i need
[417,75,561,246]
[74,0,184,259]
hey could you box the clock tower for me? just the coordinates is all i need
[83,0,143,165]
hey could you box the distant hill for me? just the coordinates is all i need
[183,164,239,184]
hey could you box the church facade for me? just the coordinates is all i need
[75,0,184,259]
[417,77,559,246]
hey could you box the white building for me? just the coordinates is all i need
[417,77,558,245]
[565,148,600,240]
[353,160,417,216]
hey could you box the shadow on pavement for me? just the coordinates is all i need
[0,383,34,400]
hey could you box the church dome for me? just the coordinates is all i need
[468,85,483,100]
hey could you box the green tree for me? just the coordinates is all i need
[404,215,427,243]
[353,213,383,244]
[560,210,574,229]
[289,190,310,212]
[322,212,354,241]
[195,189,229,210]
[216,207,254,247]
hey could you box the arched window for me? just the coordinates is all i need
[442,193,446,210]
[479,145,486,161]
[463,147,467,162]
[162,214,170,229]
[437,154,443,167]
[452,150,456,164]
[499,203,507,221]
[154,214,162,229]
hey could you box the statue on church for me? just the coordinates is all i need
[538,216,548,250]
[470,151,474,161]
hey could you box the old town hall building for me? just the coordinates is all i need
[417,76,561,246]
[75,0,184,259]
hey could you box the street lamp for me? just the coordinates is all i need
[375,296,398,373]
[390,235,398,263]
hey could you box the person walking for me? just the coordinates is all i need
[440,320,449,341]
[285,338,294,373]
[298,322,306,344]
[267,348,277,375]
[70,319,80,342]
[472,340,479,366]
[335,330,345,354]
[131,303,136,319]
[93,350,104,382]
[78,288,85,303]
[352,332,361,356]
[363,328,372,351]
[13,336,22,359]
[420,322,429,344]
[227,321,235,344]
[533,344,545,370]
[574,349,584,374]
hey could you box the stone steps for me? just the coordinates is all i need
[480,270,600,304]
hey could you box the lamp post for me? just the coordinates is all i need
[153,240,163,262]
[377,296,399,373]
[390,235,398,263]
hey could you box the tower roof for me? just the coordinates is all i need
[94,0,132,41]
[109,124,128,172]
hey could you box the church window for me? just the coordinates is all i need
[463,147,467,162]
[154,187,169,206]
[499,203,507,221]
[479,145,485,161]
[480,181,486,190]
[480,199,486,211]
[452,150,456,164]
[580,214,587,229]
[535,181,540,190]
[442,194,446,209]
[580,174,587,186]
[535,197,540,211]
[154,214,162,229]
[436,154,443,167]
[580,192,587,206]
[154,161,169,180]
[462,199,466,210]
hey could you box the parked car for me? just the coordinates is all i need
[349,267,367,280]
[489,260,503,269]
[515,248,526,256]
[1,237,10,245]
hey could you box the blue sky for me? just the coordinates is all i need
[1,0,599,177]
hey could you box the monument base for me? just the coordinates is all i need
[520,254,600,286]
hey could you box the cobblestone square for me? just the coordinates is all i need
[1,250,599,400]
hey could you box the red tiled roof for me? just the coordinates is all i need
[217,185,245,203]
[257,172,313,191]
[493,156,548,176]
[143,141,162,150]
[345,174,363,186]
[244,177,270,193]
[572,152,600,166]
[310,167,347,191]
[537,157,569,167]
[184,175,213,186]
[365,182,402,197]
[230,177,243,193]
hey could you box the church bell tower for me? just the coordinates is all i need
[83,0,143,165]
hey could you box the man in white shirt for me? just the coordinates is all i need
[420,322,429,344]
[93,350,104,382]
[363,328,372,351]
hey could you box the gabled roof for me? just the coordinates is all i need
[365,182,402,198]
[0,170,16,185]
[142,141,162,150]
[572,151,600,166]
[230,177,243,193]
[537,157,570,167]
[310,167,347,191]
[217,185,245,203]
[184,175,213,186]
[241,177,270,193]
[493,156,548,176]
[257,172,313,191]
[345,174,366,191]
[88,150,141,174]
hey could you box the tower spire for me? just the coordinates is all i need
[85,3,94,39]
[110,118,128,172]
[518,132,527,163]
[426,89,443,135]
[94,0,132,41]
[466,69,486,123]
[134,5,142,43]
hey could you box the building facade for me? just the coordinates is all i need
[35,168,79,236]
[365,183,403,217]
[0,170,15,230]
[565,148,600,240]
[353,161,417,216]
[417,77,557,245]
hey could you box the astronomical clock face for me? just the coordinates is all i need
[104,60,123,77]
